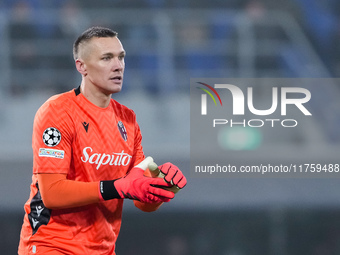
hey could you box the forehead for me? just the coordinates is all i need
[82,37,124,56]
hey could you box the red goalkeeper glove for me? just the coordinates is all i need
[158,162,187,189]
[99,158,175,203]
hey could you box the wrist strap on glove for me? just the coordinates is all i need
[99,180,121,200]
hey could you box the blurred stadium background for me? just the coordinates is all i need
[1,0,340,254]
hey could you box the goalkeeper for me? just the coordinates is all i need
[18,26,187,255]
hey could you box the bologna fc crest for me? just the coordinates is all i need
[42,127,61,147]
[117,121,128,142]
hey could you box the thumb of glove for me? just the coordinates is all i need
[134,156,154,171]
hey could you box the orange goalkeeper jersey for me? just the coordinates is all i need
[18,87,145,255]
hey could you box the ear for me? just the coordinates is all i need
[75,59,87,76]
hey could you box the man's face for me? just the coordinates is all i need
[79,36,125,95]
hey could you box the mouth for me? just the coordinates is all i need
[110,75,123,82]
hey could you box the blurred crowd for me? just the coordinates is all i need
[1,0,340,95]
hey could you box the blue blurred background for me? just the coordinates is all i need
[2,0,340,254]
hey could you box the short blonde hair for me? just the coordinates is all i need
[73,26,118,60]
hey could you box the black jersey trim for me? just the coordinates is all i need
[74,86,81,96]
[28,182,51,235]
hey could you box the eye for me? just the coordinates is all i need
[118,55,125,60]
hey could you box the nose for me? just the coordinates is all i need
[112,57,124,72]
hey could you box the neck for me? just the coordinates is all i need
[80,81,111,108]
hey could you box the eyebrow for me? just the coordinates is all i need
[101,51,126,57]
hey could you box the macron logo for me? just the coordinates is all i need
[82,122,89,133]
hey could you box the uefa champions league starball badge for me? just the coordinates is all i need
[42,127,62,147]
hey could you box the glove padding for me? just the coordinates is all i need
[158,162,187,189]
[114,164,175,203]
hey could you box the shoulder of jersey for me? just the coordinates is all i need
[111,99,136,118]
[40,90,76,111]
